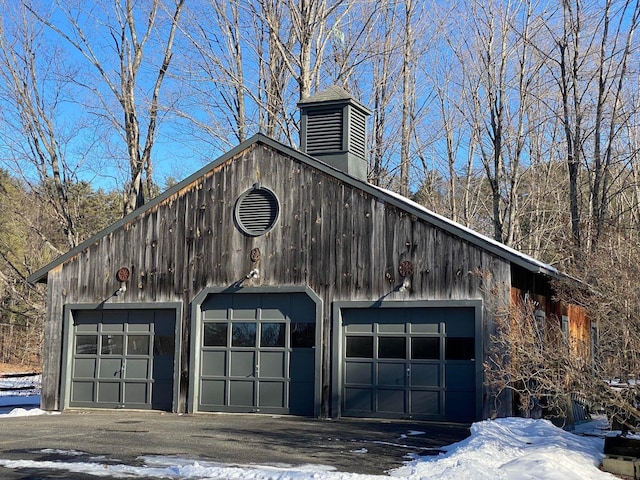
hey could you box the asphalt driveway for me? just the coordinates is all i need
[0,410,470,478]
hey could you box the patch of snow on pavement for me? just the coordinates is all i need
[40,448,88,456]
[350,448,368,454]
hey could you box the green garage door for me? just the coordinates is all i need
[340,306,478,422]
[197,293,317,415]
[70,309,176,410]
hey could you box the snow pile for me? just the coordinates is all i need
[391,417,613,480]
[0,407,58,418]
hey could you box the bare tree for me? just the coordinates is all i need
[0,2,80,249]
[259,0,351,101]
[178,0,251,146]
[417,1,480,226]
[556,0,585,251]
[445,0,542,246]
[255,0,296,140]
[552,241,640,430]
[590,0,640,248]
[180,0,307,146]
[366,1,401,187]
[30,0,186,216]
[359,0,433,195]
[398,0,416,197]
[537,0,640,254]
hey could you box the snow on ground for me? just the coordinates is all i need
[0,373,618,479]
[391,417,615,480]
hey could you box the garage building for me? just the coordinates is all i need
[28,86,579,422]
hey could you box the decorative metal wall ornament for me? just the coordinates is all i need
[398,261,414,278]
[250,248,261,262]
[116,267,131,282]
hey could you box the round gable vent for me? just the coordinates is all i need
[234,184,280,236]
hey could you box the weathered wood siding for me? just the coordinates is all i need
[511,287,591,361]
[566,304,591,360]
[43,142,512,417]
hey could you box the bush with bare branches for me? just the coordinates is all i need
[486,248,640,431]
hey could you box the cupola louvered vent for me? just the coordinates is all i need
[234,185,280,236]
[306,107,343,154]
[350,109,366,159]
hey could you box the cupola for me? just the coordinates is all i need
[298,86,371,181]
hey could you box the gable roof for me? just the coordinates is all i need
[27,133,558,284]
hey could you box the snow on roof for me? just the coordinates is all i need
[373,185,559,277]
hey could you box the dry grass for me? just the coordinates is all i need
[0,362,41,375]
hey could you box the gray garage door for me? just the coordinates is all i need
[197,293,316,415]
[340,306,478,422]
[70,309,176,410]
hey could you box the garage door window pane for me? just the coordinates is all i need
[76,335,98,355]
[445,337,475,360]
[232,323,256,347]
[378,337,406,359]
[261,323,285,347]
[204,323,228,347]
[101,335,123,354]
[291,323,315,348]
[346,337,373,358]
[412,337,440,360]
[127,335,150,355]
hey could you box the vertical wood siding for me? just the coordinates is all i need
[510,287,591,362]
[43,143,512,417]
